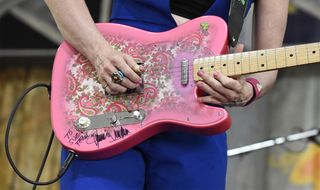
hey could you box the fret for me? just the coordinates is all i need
[295,44,309,65]
[198,58,206,76]
[220,55,228,75]
[203,57,210,76]
[208,57,215,76]
[275,47,286,69]
[257,50,267,71]
[266,49,277,70]
[306,43,320,63]
[241,52,250,75]
[249,51,258,73]
[193,58,200,81]
[234,53,242,75]
[227,54,235,76]
[193,42,320,82]
[284,46,297,67]
[213,56,221,74]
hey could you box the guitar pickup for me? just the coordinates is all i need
[75,109,147,131]
[181,59,189,85]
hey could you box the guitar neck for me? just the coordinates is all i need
[193,42,320,80]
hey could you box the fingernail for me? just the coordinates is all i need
[197,82,203,88]
[197,71,204,77]
[213,71,219,78]
[139,66,146,72]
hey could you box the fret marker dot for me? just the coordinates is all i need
[237,62,240,65]
[261,64,265,67]
[223,64,226,67]
[211,65,214,68]
[312,51,316,54]
[200,67,203,70]
[290,54,294,57]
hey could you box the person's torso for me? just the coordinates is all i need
[109,0,244,32]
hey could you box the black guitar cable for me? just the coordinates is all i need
[5,83,77,189]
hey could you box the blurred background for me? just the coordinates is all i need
[0,0,319,190]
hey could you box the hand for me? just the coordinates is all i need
[91,44,144,95]
[196,71,254,107]
[196,44,254,107]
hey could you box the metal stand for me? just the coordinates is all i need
[228,128,320,157]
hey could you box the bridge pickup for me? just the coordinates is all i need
[181,59,189,85]
[75,110,147,131]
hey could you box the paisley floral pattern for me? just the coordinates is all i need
[62,29,213,146]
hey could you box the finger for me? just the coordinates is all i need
[98,63,128,89]
[196,82,228,103]
[96,69,107,86]
[104,84,119,95]
[197,71,238,100]
[109,68,139,89]
[123,54,145,74]
[213,71,243,93]
[103,75,127,93]
[114,56,142,84]
[121,77,140,89]
[197,95,222,105]
[97,60,135,89]
[98,80,118,95]
[234,43,244,53]
[230,75,241,80]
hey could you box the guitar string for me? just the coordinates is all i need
[78,48,319,82]
[77,43,319,75]
[138,49,319,73]
[120,42,320,72]
[122,50,319,80]
[131,48,319,74]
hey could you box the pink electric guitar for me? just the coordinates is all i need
[51,16,320,160]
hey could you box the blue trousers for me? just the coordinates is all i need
[60,132,227,190]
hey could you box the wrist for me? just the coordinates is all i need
[86,41,113,65]
[244,78,262,106]
[71,30,110,60]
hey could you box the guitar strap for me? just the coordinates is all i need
[228,0,249,47]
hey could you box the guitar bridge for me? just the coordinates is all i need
[75,109,146,131]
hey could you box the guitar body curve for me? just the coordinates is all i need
[51,16,231,160]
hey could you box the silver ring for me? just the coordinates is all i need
[111,70,125,83]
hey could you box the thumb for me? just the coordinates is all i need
[234,43,244,53]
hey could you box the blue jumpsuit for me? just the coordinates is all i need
[60,1,252,189]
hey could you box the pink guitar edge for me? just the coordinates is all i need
[51,16,231,160]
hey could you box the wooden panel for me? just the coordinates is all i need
[0,67,60,190]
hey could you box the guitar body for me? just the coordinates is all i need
[51,16,231,160]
